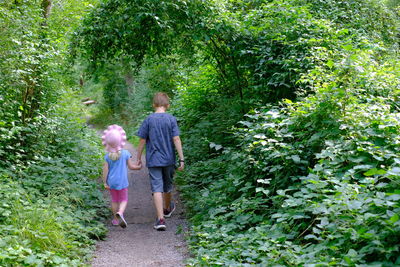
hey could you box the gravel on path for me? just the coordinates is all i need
[91,142,188,267]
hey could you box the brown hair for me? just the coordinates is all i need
[153,92,170,108]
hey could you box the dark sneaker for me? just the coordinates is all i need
[164,202,176,218]
[116,212,127,228]
[154,218,166,231]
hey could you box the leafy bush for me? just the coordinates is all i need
[175,6,400,265]
[0,0,111,265]
[0,175,106,266]
[85,56,179,135]
[71,0,400,265]
[0,93,108,265]
[177,77,400,266]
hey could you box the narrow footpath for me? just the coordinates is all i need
[91,141,188,267]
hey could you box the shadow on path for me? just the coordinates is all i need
[91,141,188,267]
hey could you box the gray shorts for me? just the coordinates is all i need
[148,165,175,193]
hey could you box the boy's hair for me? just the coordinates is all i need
[153,92,170,108]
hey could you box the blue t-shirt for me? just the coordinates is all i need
[137,112,180,167]
[105,149,131,190]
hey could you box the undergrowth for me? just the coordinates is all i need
[176,71,400,266]
[0,94,108,266]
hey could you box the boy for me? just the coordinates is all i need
[136,92,184,230]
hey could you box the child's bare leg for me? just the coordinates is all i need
[153,192,164,219]
[111,202,119,219]
[163,192,172,210]
[118,201,128,215]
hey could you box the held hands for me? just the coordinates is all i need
[128,158,142,170]
[135,160,142,170]
[104,183,110,190]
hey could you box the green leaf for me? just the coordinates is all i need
[388,167,400,176]
[209,142,223,151]
[24,255,42,265]
[255,188,269,195]
[342,44,353,51]
[390,214,399,224]
[344,256,353,265]
[291,155,301,163]
[363,168,386,176]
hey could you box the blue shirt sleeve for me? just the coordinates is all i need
[171,116,180,137]
[137,118,149,139]
[124,150,132,160]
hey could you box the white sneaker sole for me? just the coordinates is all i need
[116,213,127,228]
[154,225,166,231]
[164,204,176,218]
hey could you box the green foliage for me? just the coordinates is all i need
[171,62,244,161]
[177,55,400,264]
[84,56,179,140]
[0,97,107,266]
[73,0,400,265]
[0,0,107,265]
[173,1,400,266]
[302,0,399,45]
[75,0,399,108]
[73,0,194,67]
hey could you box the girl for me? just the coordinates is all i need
[102,124,141,228]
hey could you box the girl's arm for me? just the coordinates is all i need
[102,162,110,189]
[127,158,142,170]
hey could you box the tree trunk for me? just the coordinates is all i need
[22,0,52,123]
[42,0,52,19]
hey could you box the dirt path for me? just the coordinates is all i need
[91,142,188,267]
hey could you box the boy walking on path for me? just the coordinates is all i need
[136,92,184,231]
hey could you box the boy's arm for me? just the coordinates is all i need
[102,162,110,189]
[127,158,142,170]
[173,136,184,171]
[137,138,146,164]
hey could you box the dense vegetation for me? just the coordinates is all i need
[75,0,400,265]
[0,1,107,265]
[3,0,400,265]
